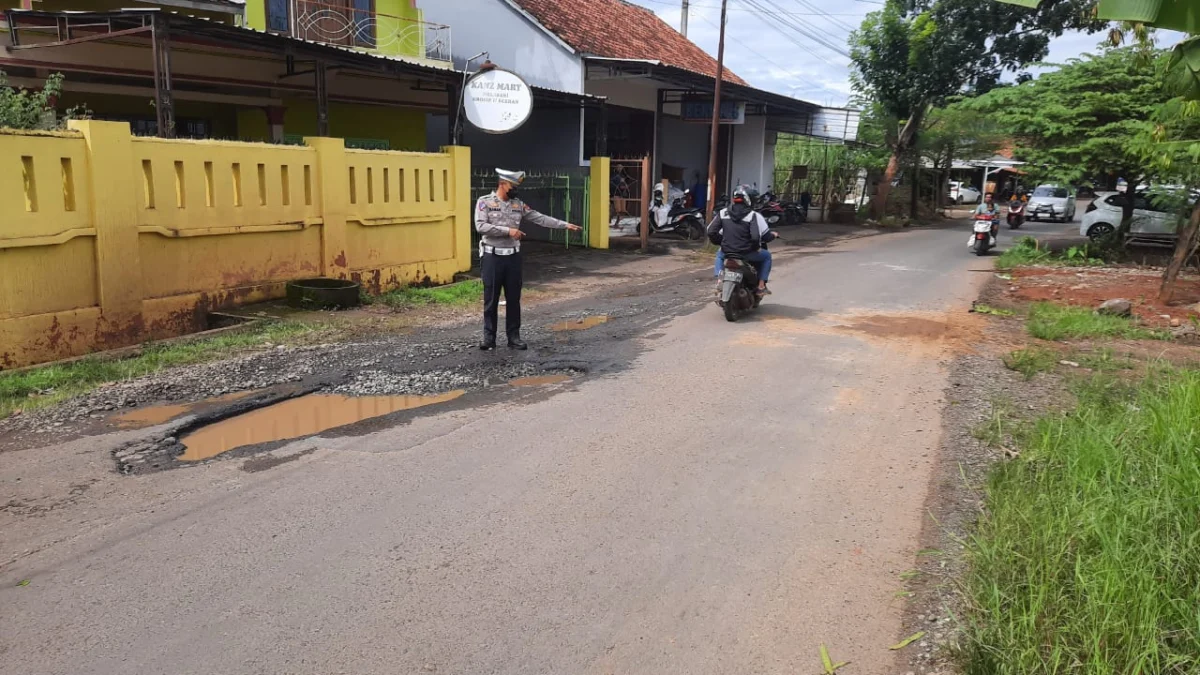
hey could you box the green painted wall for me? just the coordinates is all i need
[236,99,426,150]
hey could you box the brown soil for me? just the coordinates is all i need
[1004,267,1200,327]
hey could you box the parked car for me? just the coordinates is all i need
[1027,184,1077,223]
[1085,191,1119,214]
[1080,192,1188,241]
[949,181,981,205]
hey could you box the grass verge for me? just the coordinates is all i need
[1003,347,1059,380]
[0,320,321,419]
[1027,302,1165,341]
[996,237,1109,271]
[371,280,483,310]
[961,367,1200,674]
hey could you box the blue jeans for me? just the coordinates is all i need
[714,249,772,282]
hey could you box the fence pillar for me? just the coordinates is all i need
[443,144,473,272]
[69,120,144,331]
[304,136,349,279]
[589,157,610,250]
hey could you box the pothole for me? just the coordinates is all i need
[550,315,609,331]
[177,391,465,461]
[112,390,259,429]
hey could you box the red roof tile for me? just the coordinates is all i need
[510,0,748,86]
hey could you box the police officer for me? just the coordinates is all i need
[475,169,581,350]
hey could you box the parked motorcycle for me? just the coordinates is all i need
[649,184,705,240]
[757,195,787,226]
[1007,199,1026,229]
[716,255,764,322]
[970,213,998,256]
[782,201,807,225]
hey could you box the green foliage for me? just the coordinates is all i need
[1026,302,1165,341]
[996,236,1052,269]
[0,321,321,418]
[961,367,1200,674]
[1003,346,1060,379]
[962,46,1167,188]
[0,71,88,130]
[371,280,483,309]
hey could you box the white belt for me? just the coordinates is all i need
[480,243,519,256]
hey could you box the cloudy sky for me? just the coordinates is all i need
[625,0,1175,106]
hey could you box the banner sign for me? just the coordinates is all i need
[463,68,534,134]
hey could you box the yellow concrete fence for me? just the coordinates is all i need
[0,121,474,368]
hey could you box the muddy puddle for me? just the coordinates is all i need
[178,391,465,461]
[550,315,609,332]
[114,391,258,429]
[508,374,572,387]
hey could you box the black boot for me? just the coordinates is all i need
[479,336,497,351]
[507,337,528,350]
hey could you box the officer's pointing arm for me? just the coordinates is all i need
[519,204,569,229]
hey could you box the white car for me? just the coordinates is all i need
[1080,192,1184,241]
[1027,185,1077,223]
[949,181,981,205]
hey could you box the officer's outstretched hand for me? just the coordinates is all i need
[508,228,525,239]
[565,223,583,232]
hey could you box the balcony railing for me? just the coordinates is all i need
[267,0,451,63]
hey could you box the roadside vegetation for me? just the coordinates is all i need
[1026,302,1166,341]
[961,366,1200,674]
[0,321,320,418]
[995,237,1109,271]
[367,279,483,310]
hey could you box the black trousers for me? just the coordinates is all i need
[481,251,523,341]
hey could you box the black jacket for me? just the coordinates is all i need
[707,205,776,255]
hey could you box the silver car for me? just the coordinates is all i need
[1027,185,1078,223]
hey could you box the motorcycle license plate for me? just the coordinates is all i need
[723,271,744,283]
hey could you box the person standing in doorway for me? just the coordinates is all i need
[474,169,582,351]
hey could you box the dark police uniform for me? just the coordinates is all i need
[474,188,570,348]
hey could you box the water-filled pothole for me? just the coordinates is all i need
[113,391,258,429]
[178,391,465,461]
[550,315,609,331]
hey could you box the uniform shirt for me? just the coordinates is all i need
[474,191,569,249]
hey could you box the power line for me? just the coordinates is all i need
[737,0,853,58]
[774,0,859,33]
[635,0,868,15]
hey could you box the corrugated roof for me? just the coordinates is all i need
[509,0,748,86]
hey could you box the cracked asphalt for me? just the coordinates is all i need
[1,221,1003,675]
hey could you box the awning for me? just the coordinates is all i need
[3,9,604,110]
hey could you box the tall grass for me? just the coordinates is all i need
[0,321,318,418]
[961,369,1200,674]
[1027,302,1165,341]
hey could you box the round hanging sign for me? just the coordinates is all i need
[462,67,534,134]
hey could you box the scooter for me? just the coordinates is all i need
[716,255,763,322]
[756,195,787,226]
[969,213,998,256]
[649,184,705,240]
[1007,200,1026,229]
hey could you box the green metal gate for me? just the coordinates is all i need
[470,167,590,248]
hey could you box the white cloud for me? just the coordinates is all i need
[625,0,1184,106]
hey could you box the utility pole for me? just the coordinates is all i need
[704,0,728,224]
[681,0,689,37]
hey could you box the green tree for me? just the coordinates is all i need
[917,102,1006,209]
[850,0,1101,219]
[961,46,1167,232]
[0,71,87,130]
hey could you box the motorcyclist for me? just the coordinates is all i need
[973,192,1001,245]
[709,185,778,295]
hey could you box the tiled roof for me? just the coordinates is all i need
[510,0,748,86]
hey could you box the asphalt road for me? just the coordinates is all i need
[3,222,1019,675]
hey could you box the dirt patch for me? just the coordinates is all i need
[838,315,950,340]
[1006,266,1200,326]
